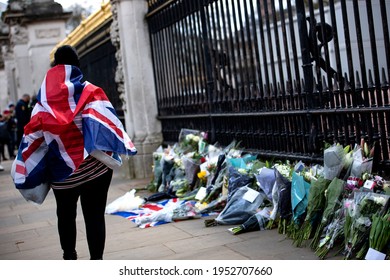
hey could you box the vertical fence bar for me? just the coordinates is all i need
[218,0,234,112]
[248,1,264,111]
[186,3,198,110]
[318,0,333,109]
[380,0,390,106]
[286,2,302,110]
[340,0,355,109]
[191,2,204,110]
[351,0,366,109]
[366,0,382,107]
[328,0,345,109]
[236,0,251,108]
[278,0,293,111]
[199,0,215,142]
[207,2,218,107]
[256,0,271,110]
[212,0,223,111]
[224,0,240,109]
[271,1,286,111]
[296,0,314,108]
[167,6,179,112]
[241,0,257,108]
[263,0,278,108]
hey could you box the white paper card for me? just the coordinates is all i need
[195,187,207,200]
[363,180,375,190]
[243,188,259,203]
[365,248,386,260]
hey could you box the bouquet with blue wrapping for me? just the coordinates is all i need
[287,171,311,239]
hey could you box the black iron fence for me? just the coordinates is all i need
[146,0,390,173]
[77,21,125,122]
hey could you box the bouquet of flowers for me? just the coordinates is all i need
[315,205,346,259]
[147,148,164,192]
[205,186,265,227]
[350,139,375,178]
[266,163,293,230]
[255,167,276,202]
[228,207,272,235]
[323,144,345,180]
[343,191,389,259]
[287,170,312,239]
[178,129,203,153]
[276,171,292,234]
[310,177,345,249]
[294,177,331,247]
[369,201,390,255]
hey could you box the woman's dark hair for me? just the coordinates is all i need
[54,45,80,67]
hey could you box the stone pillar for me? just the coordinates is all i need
[27,22,67,92]
[1,47,18,107]
[110,0,162,179]
[9,25,31,99]
[2,0,70,101]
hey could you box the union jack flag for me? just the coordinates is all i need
[11,65,137,189]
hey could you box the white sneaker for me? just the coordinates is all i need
[0,164,4,171]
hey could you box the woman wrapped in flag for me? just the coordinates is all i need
[11,45,137,260]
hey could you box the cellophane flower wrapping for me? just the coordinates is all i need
[147,148,164,192]
[315,205,346,259]
[291,171,311,224]
[178,128,203,153]
[343,191,389,259]
[294,177,331,247]
[226,166,254,202]
[182,155,201,189]
[368,199,390,254]
[228,206,272,235]
[276,171,292,234]
[310,177,345,249]
[255,167,276,202]
[323,144,345,180]
[350,146,373,178]
[267,166,291,222]
[158,154,175,192]
[215,186,265,225]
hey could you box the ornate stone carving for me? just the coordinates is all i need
[11,25,28,44]
[9,0,25,12]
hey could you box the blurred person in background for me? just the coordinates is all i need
[6,103,17,157]
[15,93,31,147]
[0,110,13,160]
[0,113,8,171]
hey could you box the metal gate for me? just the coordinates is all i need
[146,0,390,173]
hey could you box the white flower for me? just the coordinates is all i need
[185,134,194,141]
[193,135,200,143]
[373,196,386,206]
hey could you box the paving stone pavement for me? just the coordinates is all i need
[0,159,342,260]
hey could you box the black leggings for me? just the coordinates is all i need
[53,169,113,260]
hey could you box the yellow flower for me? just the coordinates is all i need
[197,170,207,180]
